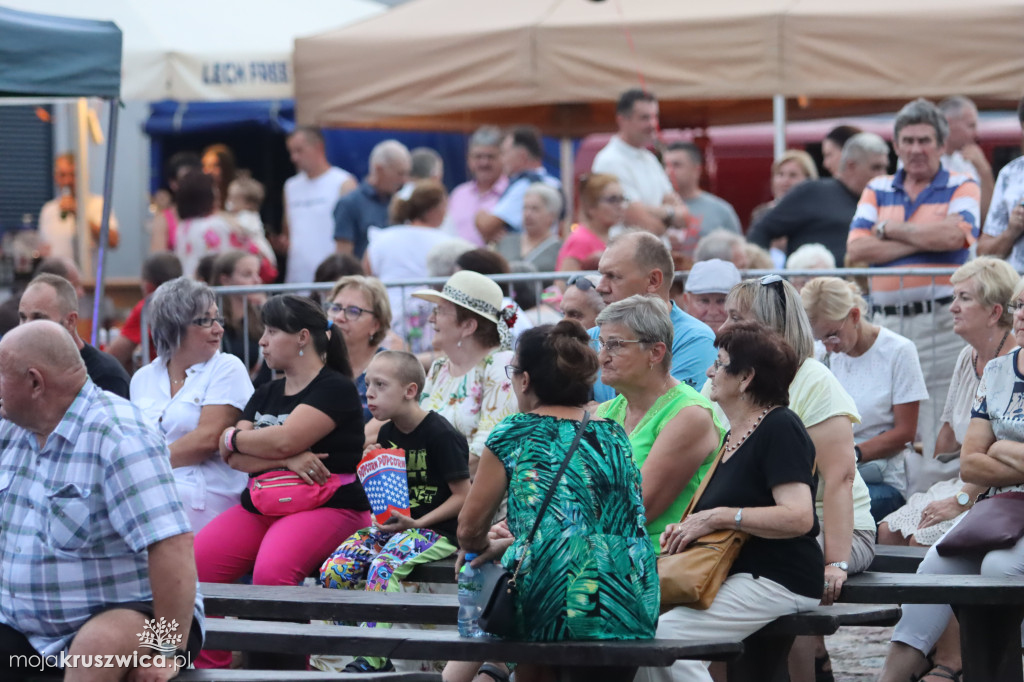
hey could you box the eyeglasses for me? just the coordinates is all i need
[504,365,523,380]
[712,358,730,372]
[759,274,788,317]
[326,303,372,320]
[1009,301,1024,314]
[596,337,649,354]
[822,314,851,345]
[192,315,225,328]
[567,274,596,291]
[598,195,627,205]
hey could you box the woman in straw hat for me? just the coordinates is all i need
[413,270,520,479]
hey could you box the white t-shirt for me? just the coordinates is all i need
[284,167,354,284]
[591,135,673,208]
[983,156,1024,271]
[701,357,875,531]
[818,327,929,495]
[130,352,254,531]
[37,193,118,272]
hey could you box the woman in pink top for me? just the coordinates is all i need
[556,173,624,272]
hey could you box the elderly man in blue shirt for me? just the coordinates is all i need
[0,321,202,681]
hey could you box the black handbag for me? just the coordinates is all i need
[477,412,590,637]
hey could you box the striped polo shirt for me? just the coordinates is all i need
[848,168,979,306]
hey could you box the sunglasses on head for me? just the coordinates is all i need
[567,274,595,291]
[759,274,788,317]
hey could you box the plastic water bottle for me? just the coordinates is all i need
[457,553,483,638]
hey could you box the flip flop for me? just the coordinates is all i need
[916,664,962,682]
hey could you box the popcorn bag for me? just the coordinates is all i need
[357,447,411,523]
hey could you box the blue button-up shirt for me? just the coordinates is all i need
[0,380,202,655]
[332,181,392,258]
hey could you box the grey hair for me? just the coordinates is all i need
[369,139,411,169]
[410,147,443,180]
[840,132,889,167]
[426,238,475,278]
[469,125,503,149]
[148,277,216,358]
[894,98,948,147]
[938,95,978,120]
[524,182,563,218]
[694,229,745,264]
[786,243,836,270]
[595,294,674,371]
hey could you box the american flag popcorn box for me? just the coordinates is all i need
[357,447,411,523]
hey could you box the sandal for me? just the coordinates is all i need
[815,653,835,682]
[476,662,511,682]
[916,664,962,682]
[343,657,395,673]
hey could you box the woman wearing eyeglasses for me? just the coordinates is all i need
[326,275,393,423]
[556,173,625,272]
[714,275,872,682]
[193,294,371,669]
[594,294,725,549]
[801,277,928,523]
[130,277,254,533]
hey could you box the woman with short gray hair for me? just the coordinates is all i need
[130,276,255,531]
[595,294,725,549]
[496,182,563,274]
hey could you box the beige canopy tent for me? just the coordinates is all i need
[295,0,1024,136]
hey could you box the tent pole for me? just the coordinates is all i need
[772,95,786,160]
[559,137,574,232]
[91,99,119,347]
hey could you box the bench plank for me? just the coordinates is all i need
[202,583,456,623]
[204,619,742,667]
[867,546,927,573]
[753,604,901,637]
[405,559,457,584]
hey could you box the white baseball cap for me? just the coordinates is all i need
[685,259,742,295]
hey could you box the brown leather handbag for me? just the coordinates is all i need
[657,447,749,610]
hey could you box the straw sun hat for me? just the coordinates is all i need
[412,270,518,350]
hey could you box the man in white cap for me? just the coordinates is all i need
[682,259,741,334]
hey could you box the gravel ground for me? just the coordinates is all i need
[826,625,892,682]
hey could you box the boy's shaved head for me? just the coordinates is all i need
[372,350,426,400]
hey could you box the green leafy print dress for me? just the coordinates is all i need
[486,413,659,641]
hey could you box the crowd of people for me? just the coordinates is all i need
[3,87,1024,682]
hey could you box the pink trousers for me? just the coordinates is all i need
[193,503,371,668]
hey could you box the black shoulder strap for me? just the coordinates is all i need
[521,412,590,547]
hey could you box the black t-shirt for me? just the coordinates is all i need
[240,367,369,514]
[377,411,470,542]
[694,407,824,600]
[747,178,859,267]
[80,343,130,399]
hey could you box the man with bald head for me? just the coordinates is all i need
[333,139,412,258]
[0,321,203,681]
[18,273,129,398]
[589,230,717,401]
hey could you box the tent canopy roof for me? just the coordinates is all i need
[0,6,122,98]
[295,0,1024,135]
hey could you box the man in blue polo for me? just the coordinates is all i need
[590,230,717,401]
[333,140,411,258]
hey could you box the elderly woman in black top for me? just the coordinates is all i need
[636,321,823,682]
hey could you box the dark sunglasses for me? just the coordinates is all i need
[759,274,788,317]
[567,274,595,291]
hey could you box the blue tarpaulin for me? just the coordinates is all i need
[0,6,121,98]
[145,100,295,136]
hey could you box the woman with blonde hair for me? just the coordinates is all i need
[802,277,928,523]
[557,173,625,272]
[750,150,819,225]
[715,275,874,682]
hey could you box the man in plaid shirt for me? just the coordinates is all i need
[0,321,202,681]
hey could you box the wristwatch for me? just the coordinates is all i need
[828,561,849,571]
[875,220,888,239]
[956,491,972,507]
[734,508,743,530]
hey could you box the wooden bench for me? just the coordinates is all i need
[868,545,928,573]
[202,618,741,681]
[841,572,1024,682]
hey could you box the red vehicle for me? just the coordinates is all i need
[575,113,1023,230]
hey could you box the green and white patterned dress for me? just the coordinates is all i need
[486,413,659,642]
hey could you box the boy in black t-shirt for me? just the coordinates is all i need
[319,351,470,673]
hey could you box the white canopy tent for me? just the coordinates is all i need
[2,0,385,101]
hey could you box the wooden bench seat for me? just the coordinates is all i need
[868,545,928,573]
[841,572,1024,681]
